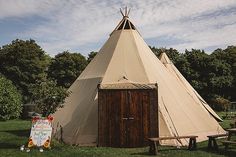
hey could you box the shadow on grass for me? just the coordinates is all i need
[0,143,20,149]
[131,145,236,157]
[130,151,150,156]
[130,147,187,156]
[0,128,30,150]
[196,145,236,157]
[1,129,30,137]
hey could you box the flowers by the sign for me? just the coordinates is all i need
[28,137,34,148]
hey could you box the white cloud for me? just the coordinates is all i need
[1,0,236,55]
[0,0,60,19]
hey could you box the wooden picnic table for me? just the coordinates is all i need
[207,133,228,150]
[226,128,236,140]
[222,128,236,150]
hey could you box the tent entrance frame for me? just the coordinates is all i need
[98,84,159,147]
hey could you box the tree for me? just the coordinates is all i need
[0,75,22,120]
[207,57,233,98]
[175,53,191,78]
[87,51,97,63]
[48,51,87,88]
[180,49,210,97]
[0,39,50,102]
[176,48,234,102]
[29,77,69,117]
[211,46,236,100]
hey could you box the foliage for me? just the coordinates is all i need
[211,46,236,100]
[48,51,87,88]
[207,57,233,97]
[210,96,231,112]
[178,48,234,101]
[0,39,50,102]
[29,77,70,117]
[181,49,210,95]
[87,51,98,63]
[0,75,22,120]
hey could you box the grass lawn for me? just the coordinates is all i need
[0,113,236,157]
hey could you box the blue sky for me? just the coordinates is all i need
[0,0,236,56]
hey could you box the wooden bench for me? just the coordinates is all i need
[222,140,236,150]
[207,133,228,150]
[148,136,198,155]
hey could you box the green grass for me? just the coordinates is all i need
[218,111,235,129]
[0,114,236,157]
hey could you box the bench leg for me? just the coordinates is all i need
[207,138,213,149]
[224,144,229,151]
[227,133,232,140]
[193,138,197,150]
[149,141,158,155]
[188,138,193,150]
[188,138,197,150]
[212,139,218,151]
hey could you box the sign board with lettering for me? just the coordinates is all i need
[28,116,53,148]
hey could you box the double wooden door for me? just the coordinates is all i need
[98,89,158,147]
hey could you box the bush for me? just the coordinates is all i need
[0,75,22,120]
[210,95,231,112]
[29,78,69,117]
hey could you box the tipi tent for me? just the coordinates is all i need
[52,11,225,147]
[159,52,222,122]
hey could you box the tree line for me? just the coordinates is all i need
[150,46,236,111]
[0,39,235,120]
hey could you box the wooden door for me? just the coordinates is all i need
[98,89,158,147]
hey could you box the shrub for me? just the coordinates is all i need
[29,78,69,117]
[210,95,231,112]
[0,75,22,120]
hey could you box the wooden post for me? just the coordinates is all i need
[149,140,158,155]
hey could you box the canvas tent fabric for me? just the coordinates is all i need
[159,52,222,122]
[52,14,225,146]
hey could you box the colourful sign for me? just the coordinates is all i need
[28,116,53,149]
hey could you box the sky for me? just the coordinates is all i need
[0,0,236,56]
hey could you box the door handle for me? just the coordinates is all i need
[122,117,134,120]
